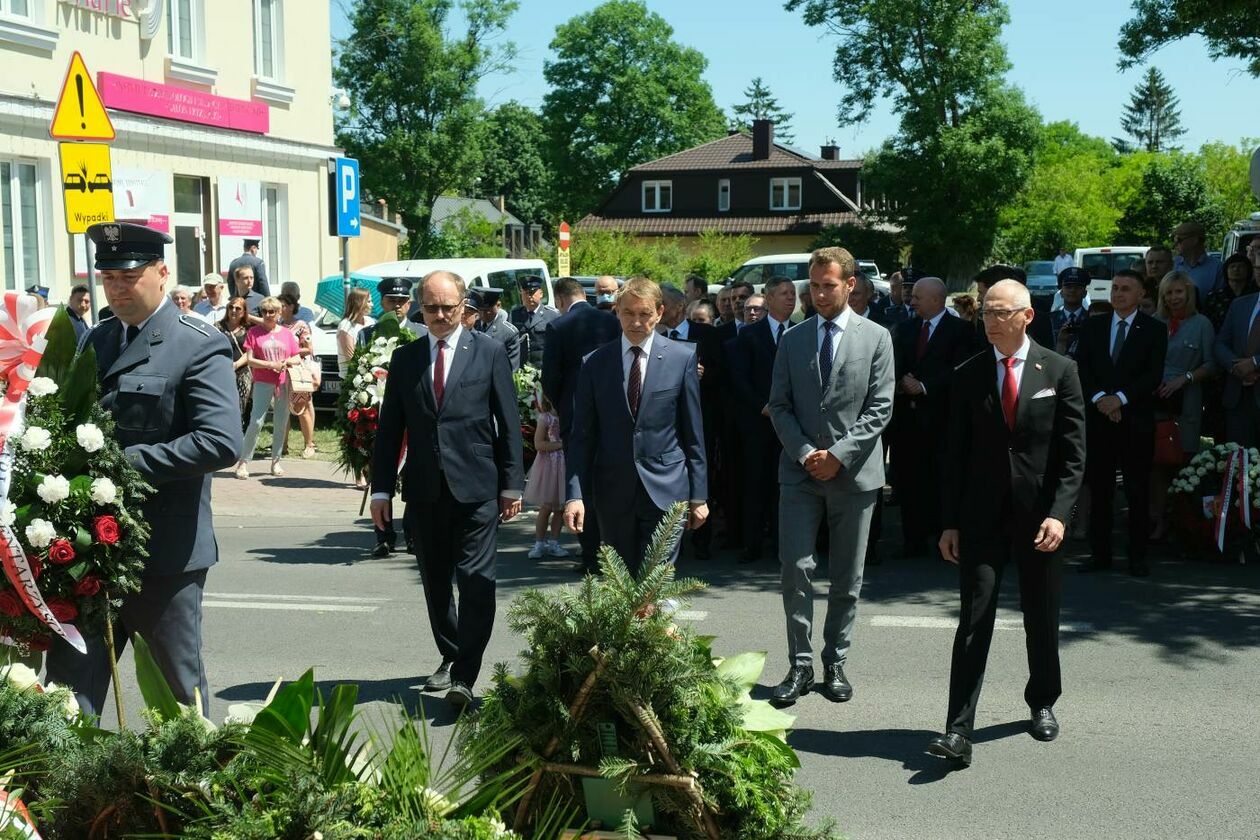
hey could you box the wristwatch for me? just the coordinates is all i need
[1184,371,1194,383]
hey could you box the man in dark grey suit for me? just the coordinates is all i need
[227,239,270,297]
[768,247,895,706]
[564,278,708,574]
[370,270,524,706]
[46,222,242,716]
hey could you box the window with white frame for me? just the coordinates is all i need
[263,184,287,282]
[0,161,46,293]
[166,0,199,60]
[717,179,730,212]
[642,180,672,213]
[254,0,284,81]
[769,177,802,211]
[0,0,31,17]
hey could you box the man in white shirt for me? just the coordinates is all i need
[1052,247,1074,277]
[194,274,229,322]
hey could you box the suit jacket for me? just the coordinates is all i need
[663,320,722,438]
[87,304,242,575]
[540,301,620,439]
[768,311,895,492]
[942,344,1086,545]
[1050,308,1088,357]
[1075,310,1167,424]
[371,329,524,505]
[893,313,975,427]
[877,303,913,331]
[566,336,707,512]
[227,253,270,297]
[731,317,781,422]
[478,311,521,369]
[1213,292,1260,410]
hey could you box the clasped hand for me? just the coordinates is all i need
[1095,395,1122,423]
[804,449,841,481]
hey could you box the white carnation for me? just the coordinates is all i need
[90,477,117,505]
[26,377,57,397]
[36,474,70,504]
[41,682,81,719]
[0,663,40,692]
[19,426,51,451]
[358,390,373,406]
[76,423,105,453]
[0,501,15,527]
[24,518,56,548]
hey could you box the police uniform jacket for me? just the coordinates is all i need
[509,303,559,367]
[479,310,522,368]
[84,301,243,575]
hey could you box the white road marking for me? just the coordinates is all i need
[204,601,377,613]
[674,610,708,621]
[205,592,388,603]
[869,615,1095,633]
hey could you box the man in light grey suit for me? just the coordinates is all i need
[768,247,895,706]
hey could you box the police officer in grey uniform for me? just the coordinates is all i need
[357,276,416,349]
[508,275,558,368]
[46,222,242,717]
[473,287,521,369]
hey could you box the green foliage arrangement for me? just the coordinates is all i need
[464,503,840,840]
[333,313,418,481]
[811,223,906,274]
[566,228,754,284]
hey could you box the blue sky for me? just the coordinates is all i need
[331,0,1260,157]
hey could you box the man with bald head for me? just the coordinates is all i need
[594,275,619,310]
[927,280,1085,767]
[890,275,975,558]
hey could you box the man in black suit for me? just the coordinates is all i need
[731,275,795,563]
[713,281,755,549]
[927,279,1086,768]
[890,275,975,557]
[1075,269,1167,577]
[876,269,916,330]
[371,270,524,706]
[541,277,621,572]
[972,264,1054,349]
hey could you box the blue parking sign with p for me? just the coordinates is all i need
[332,157,360,237]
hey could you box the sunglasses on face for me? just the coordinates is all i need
[260,309,278,315]
[422,304,460,315]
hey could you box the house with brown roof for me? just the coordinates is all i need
[577,120,868,255]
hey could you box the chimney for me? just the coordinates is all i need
[820,144,840,160]
[752,119,773,160]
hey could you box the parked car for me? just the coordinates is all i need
[1222,212,1260,259]
[574,275,624,304]
[1024,260,1059,299]
[856,260,889,295]
[1075,246,1148,301]
[723,253,889,298]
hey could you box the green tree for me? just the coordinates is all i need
[476,102,554,228]
[1115,153,1226,245]
[810,222,905,272]
[1115,67,1185,153]
[334,0,518,257]
[789,0,1040,281]
[1119,0,1260,77]
[730,77,795,144]
[1199,139,1260,238]
[542,0,727,218]
[426,206,506,259]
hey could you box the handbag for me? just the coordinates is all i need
[288,362,316,394]
[1153,419,1182,466]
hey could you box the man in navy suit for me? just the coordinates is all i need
[542,277,621,572]
[564,278,708,574]
[732,275,796,563]
[370,270,524,706]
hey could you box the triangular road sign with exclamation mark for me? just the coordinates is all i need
[49,51,116,142]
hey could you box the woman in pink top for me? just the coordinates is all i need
[235,296,301,479]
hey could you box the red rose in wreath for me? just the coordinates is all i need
[48,598,77,622]
[0,589,23,618]
[348,408,361,422]
[28,556,42,580]
[92,515,121,545]
[48,539,76,565]
[74,576,102,597]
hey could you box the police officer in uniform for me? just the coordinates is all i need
[508,275,558,368]
[1051,267,1091,358]
[357,277,416,349]
[46,222,242,716]
[474,287,521,368]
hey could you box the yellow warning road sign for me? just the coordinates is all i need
[49,51,115,142]
[58,143,114,233]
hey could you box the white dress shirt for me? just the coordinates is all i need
[1053,253,1074,275]
[1093,311,1136,405]
[665,320,690,341]
[815,305,853,362]
[120,296,169,351]
[766,315,788,344]
[621,332,654,408]
[995,335,1031,396]
[922,308,947,340]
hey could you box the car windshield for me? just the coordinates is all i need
[1025,261,1055,276]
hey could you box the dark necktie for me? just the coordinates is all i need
[125,324,139,347]
[916,320,931,361]
[1001,356,1018,430]
[820,321,836,385]
[669,328,680,340]
[627,346,644,418]
[1111,319,1127,365]
[776,322,785,345]
[433,339,447,409]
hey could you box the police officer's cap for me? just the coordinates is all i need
[476,287,505,308]
[1058,266,1090,288]
[518,275,544,292]
[377,276,413,298]
[25,284,49,299]
[976,263,1027,287]
[900,266,929,285]
[88,222,174,270]
[466,288,486,309]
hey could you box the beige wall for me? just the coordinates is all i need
[348,217,403,271]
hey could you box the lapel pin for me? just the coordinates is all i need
[1034,362,1043,370]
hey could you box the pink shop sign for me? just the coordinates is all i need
[97,73,269,135]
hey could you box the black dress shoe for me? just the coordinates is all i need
[423,661,453,692]
[371,541,392,558]
[1128,560,1150,577]
[770,665,814,707]
[926,732,972,767]
[819,663,853,702]
[1077,559,1112,573]
[446,681,473,707]
[1030,707,1059,742]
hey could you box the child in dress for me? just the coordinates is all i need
[524,393,569,559]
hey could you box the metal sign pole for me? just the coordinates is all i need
[341,236,350,305]
[83,235,98,319]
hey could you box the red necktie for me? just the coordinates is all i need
[627,346,644,418]
[916,320,930,361]
[1001,356,1018,430]
[433,339,447,409]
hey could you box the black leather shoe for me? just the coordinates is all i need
[1077,559,1112,574]
[819,663,853,702]
[371,541,392,558]
[1030,707,1059,742]
[1128,560,1150,577]
[771,666,813,707]
[926,732,972,767]
[446,681,473,707]
[423,661,453,692]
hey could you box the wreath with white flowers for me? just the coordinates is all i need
[334,313,417,481]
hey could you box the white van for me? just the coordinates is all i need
[722,253,891,298]
[356,257,554,310]
[1075,246,1148,301]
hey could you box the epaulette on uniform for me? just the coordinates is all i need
[179,314,212,337]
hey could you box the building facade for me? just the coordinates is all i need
[0,0,345,304]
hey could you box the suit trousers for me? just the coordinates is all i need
[779,482,876,668]
[946,538,1063,739]
[1224,386,1260,447]
[46,569,209,717]
[596,479,681,577]
[1085,414,1153,564]
[411,474,499,687]
[741,417,781,556]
